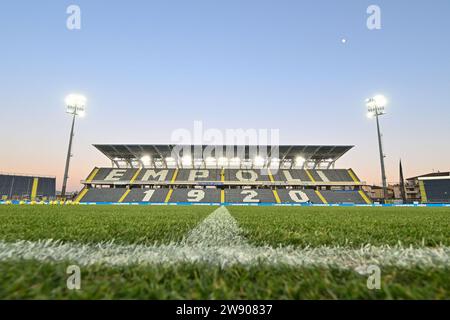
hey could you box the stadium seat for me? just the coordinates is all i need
[81,188,127,202]
[78,166,368,204]
[422,179,450,203]
[224,189,275,203]
[123,188,169,203]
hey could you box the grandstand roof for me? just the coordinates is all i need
[0,172,56,179]
[407,172,450,180]
[94,144,353,168]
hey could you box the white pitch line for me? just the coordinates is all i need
[0,207,449,269]
[0,240,449,269]
[182,206,248,247]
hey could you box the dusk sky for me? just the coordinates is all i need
[0,0,449,192]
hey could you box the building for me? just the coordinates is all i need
[74,144,372,205]
[405,172,450,202]
[0,173,56,201]
[362,185,395,202]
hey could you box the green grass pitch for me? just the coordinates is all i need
[0,205,448,299]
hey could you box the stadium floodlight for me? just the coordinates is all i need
[61,94,87,199]
[269,158,280,169]
[65,94,86,116]
[218,157,228,166]
[230,157,241,167]
[295,156,305,166]
[254,156,265,166]
[366,94,388,202]
[141,155,151,167]
[182,155,192,166]
[366,95,387,114]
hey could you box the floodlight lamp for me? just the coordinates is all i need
[365,98,376,109]
[366,94,387,115]
[269,161,279,168]
[254,156,265,165]
[218,157,228,164]
[373,95,387,107]
[65,94,86,115]
[182,155,192,164]
[141,155,151,165]
[295,156,305,164]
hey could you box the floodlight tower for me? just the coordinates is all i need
[366,95,388,202]
[61,94,86,199]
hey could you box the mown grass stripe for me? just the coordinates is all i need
[182,206,247,246]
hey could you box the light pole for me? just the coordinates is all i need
[366,95,388,202]
[61,94,86,199]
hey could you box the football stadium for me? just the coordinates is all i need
[1,142,449,300]
[1,0,449,306]
[75,144,371,205]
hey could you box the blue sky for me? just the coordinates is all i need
[0,0,449,190]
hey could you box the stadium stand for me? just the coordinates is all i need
[83,168,361,185]
[319,190,368,204]
[76,144,372,204]
[80,188,127,203]
[419,176,450,203]
[0,173,56,200]
[276,189,321,203]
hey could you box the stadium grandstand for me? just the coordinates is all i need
[405,172,450,203]
[0,173,56,201]
[417,174,450,204]
[75,144,372,205]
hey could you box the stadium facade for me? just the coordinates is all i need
[0,173,56,201]
[404,172,450,204]
[75,144,372,205]
[417,175,450,204]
